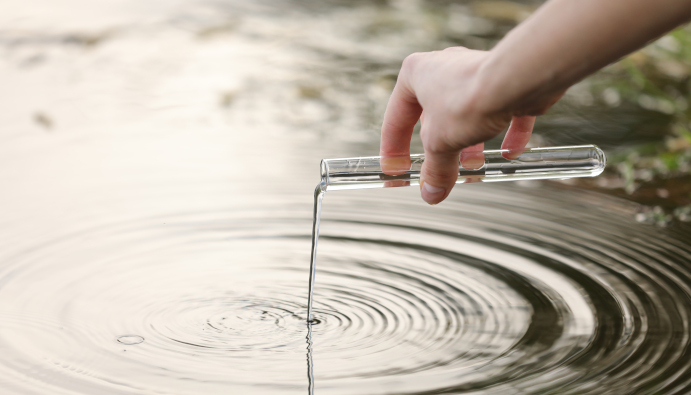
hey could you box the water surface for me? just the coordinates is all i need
[1,184,690,394]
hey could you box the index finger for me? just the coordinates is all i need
[380,64,422,175]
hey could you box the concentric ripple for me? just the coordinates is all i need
[0,186,689,394]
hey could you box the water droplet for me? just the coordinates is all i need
[117,335,144,345]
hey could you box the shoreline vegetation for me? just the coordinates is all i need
[565,25,691,226]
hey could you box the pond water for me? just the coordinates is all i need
[1,0,690,394]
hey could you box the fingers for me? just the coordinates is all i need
[459,142,485,184]
[501,116,535,159]
[420,152,460,204]
[419,122,461,205]
[380,60,422,175]
[460,142,485,170]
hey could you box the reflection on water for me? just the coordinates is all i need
[0,189,690,394]
[1,0,690,394]
[307,323,315,395]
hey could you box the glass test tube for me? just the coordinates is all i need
[320,145,606,191]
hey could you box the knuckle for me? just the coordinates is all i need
[424,164,458,185]
[421,126,459,154]
[425,137,453,155]
[401,52,423,72]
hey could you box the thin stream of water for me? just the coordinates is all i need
[307,183,326,323]
[306,182,325,395]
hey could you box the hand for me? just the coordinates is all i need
[380,47,563,204]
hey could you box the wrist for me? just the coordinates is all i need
[473,46,566,118]
[465,54,509,117]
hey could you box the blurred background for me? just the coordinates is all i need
[1,1,691,394]
[2,0,690,225]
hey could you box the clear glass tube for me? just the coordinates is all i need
[320,145,606,191]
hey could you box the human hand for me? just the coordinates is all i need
[380,47,564,204]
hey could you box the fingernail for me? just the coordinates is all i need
[460,152,485,170]
[420,181,446,204]
[501,148,524,160]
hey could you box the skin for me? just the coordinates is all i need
[380,0,691,205]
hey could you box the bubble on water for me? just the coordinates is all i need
[117,335,145,345]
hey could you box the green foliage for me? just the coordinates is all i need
[589,26,691,195]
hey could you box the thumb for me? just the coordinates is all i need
[420,148,460,205]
